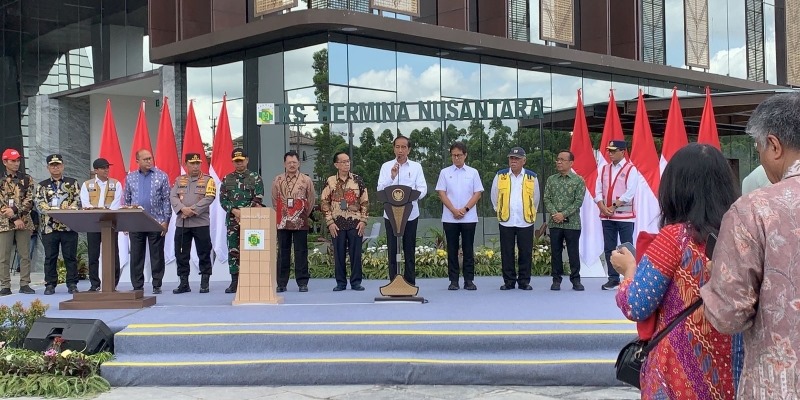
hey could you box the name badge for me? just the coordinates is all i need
[51,197,58,207]
[340,199,347,210]
[287,198,294,208]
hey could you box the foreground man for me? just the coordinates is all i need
[170,153,216,294]
[79,158,122,291]
[220,148,264,294]
[0,148,36,295]
[701,92,800,400]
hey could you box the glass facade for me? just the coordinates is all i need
[1,0,151,156]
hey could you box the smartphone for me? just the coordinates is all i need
[705,232,718,260]
[617,242,636,260]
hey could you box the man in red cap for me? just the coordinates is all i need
[0,149,37,295]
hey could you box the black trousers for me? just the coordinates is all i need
[277,229,309,287]
[443,222,477,283]
[87,232,121,288]
[42,231,78,287]
[602,220,634,282]
[333,227,363,287]
[385,218,418,285]
[498,225,534,286]
[550,227,581,282]
[175,225,213,277]
[129,231,165,290]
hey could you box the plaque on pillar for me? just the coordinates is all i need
[233,207,282,305]
[46,209,160,310]
[375,184,425,303]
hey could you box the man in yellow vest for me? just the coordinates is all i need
[79,158,122,291]
[170,153,216,294]
[490,147,540,290]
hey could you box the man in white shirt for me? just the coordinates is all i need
[79,158,123,291]
[594,140,640,290]
[490,147,540,290]
[377,136,427,285]
[741,164,771,195]
[436,142,484,291]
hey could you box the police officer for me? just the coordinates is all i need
[35,154,81,295]
[170,153,216,294]
[220,148,264,293]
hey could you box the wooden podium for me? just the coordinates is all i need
[233,207,282,305]
[47,209,160,310]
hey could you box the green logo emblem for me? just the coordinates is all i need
[259,108,274,124]
[248,233,261,247]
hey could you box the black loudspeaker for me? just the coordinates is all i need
[23,317,114,354]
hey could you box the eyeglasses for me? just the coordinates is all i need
[450,153,465,158]
[556,158,571,162]
[337,160,351,164]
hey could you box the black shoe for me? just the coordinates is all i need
[225,274,239,294]
[276,286,286,293]
[152,287,162,294]
[351,285,365,291]
[87,286,99,292]
[172,285,191,294]
[518,283,533,291]
[200,274,210,293]
[464,281,477,291]
[601,280,620,290]
[0,288,11,296]
[572,281,585,291]
[550,281,561,291]
[199,287,210,294]
[500,284,515,290]
[67,285,79,294]
[299,285,309,292]
[19,285,35,294]
[333,285,346,292]
[44,285,55,295]
[448,282,459,290]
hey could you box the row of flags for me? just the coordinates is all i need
[569,87,721,276]
[97,96,235,272]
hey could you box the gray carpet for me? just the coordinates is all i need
[0,276,635,386]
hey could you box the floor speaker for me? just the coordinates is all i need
[23,317,114,354]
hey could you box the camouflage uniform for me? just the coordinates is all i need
[220,170,264,274]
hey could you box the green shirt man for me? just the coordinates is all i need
[219,148,264,294]
[543,150,586,291]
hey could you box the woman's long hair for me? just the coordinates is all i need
[659,143,739,243]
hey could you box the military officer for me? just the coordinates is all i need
[219,148,264,293]
[170,153,216,294]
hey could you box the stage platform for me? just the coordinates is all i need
[0,276,635,387]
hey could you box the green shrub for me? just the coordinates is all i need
[0,300,49,349]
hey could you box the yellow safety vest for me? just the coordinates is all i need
[84,178,118,207]
[496,168,537,223]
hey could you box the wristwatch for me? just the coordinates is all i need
[464,206,470,211]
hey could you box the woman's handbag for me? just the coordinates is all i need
[615,299,704,388]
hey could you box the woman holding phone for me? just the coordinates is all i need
[610,143,743,399]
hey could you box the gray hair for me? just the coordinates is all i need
[747,92,800,150]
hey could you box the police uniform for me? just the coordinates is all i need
[170,153,216,293]
[35,154,81,295]
[219,148,264,293]
[79,158,123,291]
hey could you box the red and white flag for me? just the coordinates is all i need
[569,90,605,277]
[660,88,688,174]
[697,86,721,150]
[154,98,181,183]
[630,90,661,240]
[599,90,625,163]
[209,96,235,265]
[97,100,129,282]
[128,101,153,172]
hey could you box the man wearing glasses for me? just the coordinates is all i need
[595,140,640,290]
[543,150,585,291]
[436,142,483,291]
[320,151,369,292]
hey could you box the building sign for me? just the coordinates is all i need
[254,0,298,17]
[370,0,420,17]
[264,98,544,124]
[256,103,276,125]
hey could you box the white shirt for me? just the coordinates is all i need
[79,178,123,210]
[594,158,640,223]
[490,170,540,228]
[436,164,484,223]
[377,158,428,220]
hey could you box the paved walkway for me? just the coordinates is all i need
[13,385,639,399]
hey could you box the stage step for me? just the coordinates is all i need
[101,321,635,386]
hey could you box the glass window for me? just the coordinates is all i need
[665,0,686,69]
[440,57,480,100]
[284,43,327,90]
[764,3,777,84]
[329,42,349,85]
[347,45,397,91]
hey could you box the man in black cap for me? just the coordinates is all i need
[35,154,82,295]
[79,158,123,291]
[169,153,216,293]
[594,140,640,290]
[220,148,264,293]
[490,147,540,290]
